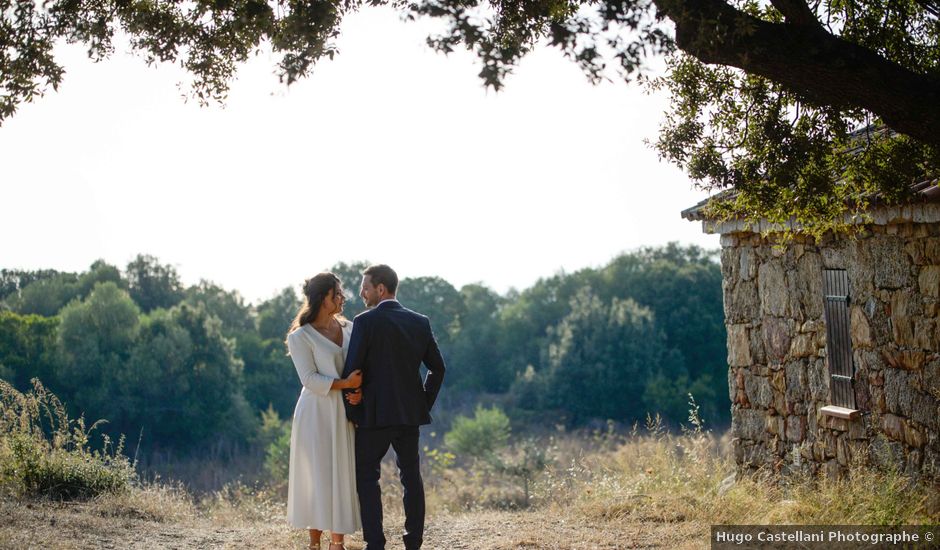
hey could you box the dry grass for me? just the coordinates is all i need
[2,425,937,549]
[543,426,938,528]
[0,482,304,550]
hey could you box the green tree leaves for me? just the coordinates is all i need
[0,312,60,391]
[448,283,508,392]
[398,276,465,349]
[2,0,938,232]
[256,286,299,341]
[0,244,728,453]
[57,282,141,424]
[653,0,940,235]
[125,254,185,313]
[525,288,683,424]
[138,303,252,447]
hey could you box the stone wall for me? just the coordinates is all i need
[721,222,940,480]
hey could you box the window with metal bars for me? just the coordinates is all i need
[821,269,860,419]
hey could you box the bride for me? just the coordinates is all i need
[285,272,363,549]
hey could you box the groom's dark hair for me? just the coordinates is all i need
[364,264,399,295]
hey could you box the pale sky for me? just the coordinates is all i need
[0,7,716,304]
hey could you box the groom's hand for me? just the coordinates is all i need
[345,388,362,406]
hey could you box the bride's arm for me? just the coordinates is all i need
[287,332,360,395]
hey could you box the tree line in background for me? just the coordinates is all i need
[0,244,726,456]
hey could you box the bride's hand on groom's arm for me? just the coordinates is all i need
[343,369,362,389]
[329,369,362,391]
[345,389,362,406]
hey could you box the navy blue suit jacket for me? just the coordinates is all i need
[341,300,446,428]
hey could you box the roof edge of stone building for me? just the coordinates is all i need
[683,180,940,235]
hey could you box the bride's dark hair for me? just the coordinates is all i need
[285,272,347,343]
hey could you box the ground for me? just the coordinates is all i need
[0,497,707,549]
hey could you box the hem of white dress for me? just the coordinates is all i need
[287,521,361,534]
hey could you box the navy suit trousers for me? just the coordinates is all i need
[355,425,425,550]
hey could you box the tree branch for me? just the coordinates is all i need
[654,0,940,147]
[912,0,940,18]
[768,0,820,26]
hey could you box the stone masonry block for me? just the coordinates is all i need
[759,260,788,316]
[728,325,752,367]
[919,266,940,298]
[872,236,911,289]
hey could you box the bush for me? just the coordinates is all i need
[259,407,291,486]
[490,437,552,508]
[444,405,511,459]
[438,405,553,510]
[0,379,136,500]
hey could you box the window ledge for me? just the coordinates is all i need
[820,405,861,420]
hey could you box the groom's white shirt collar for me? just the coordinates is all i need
[377,298,399,307]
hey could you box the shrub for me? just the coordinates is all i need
[258,406,291,486]
[439,405,554,510]
[0,379,136,500]
[490,437,552,508]
[444,405,511,458]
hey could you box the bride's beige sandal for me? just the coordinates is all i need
[328,543,346,550]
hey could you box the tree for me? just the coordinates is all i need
[125,303,254,449]
[57,282,141,421]
[10,275,252,451]
[0,312,60,391]
[597,244,727,421]
[78,260,124,297]
[171,303,252,444]
[256,287,300,341]
[0,269,62,303]
[183,281,301,419]
[6,261,124,317]
[523,287,685,425]
[495,269,594,384]
[8,273,81,317]
[125,254,185,313]
[448,283,511,392]
[327,260,373,319]
[495,245,728,426]
[121,307,196,441]
[2,1,936,228]
[184,280,254,335]
[397,276,466,350]
[238,330,299,417]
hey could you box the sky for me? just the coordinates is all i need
[0,7,716,305]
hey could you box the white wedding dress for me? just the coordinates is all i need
[286,322,361,533]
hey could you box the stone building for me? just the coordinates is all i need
[682,181,940,480]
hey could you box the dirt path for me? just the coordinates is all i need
[0,498,707,549]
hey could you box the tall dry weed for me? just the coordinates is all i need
[531,404,938,527]
[0,379,136,500]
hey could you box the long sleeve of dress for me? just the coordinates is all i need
[287,331,335,397]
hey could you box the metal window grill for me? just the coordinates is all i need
[822,269,857,409]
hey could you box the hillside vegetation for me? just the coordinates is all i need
[1,245,726,490]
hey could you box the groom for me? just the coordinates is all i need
[341,264,446,550]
